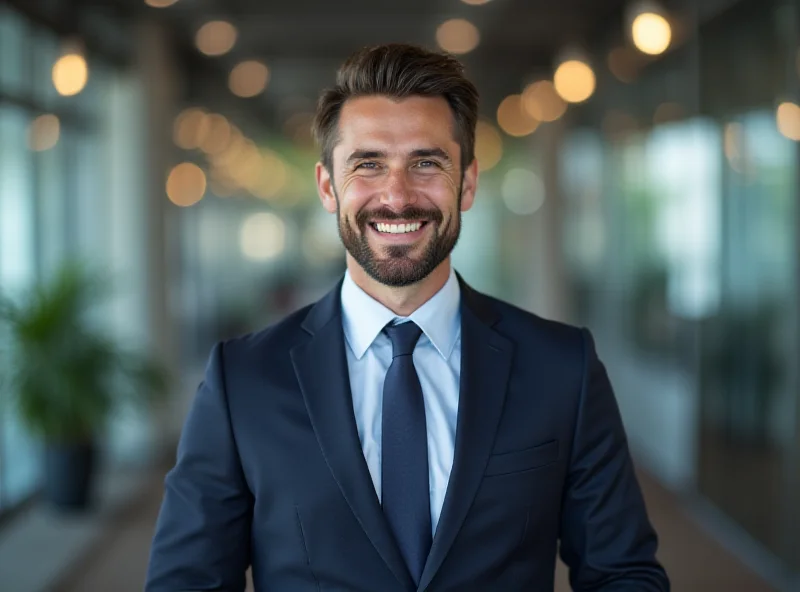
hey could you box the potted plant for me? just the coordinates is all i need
[0,262,168,511]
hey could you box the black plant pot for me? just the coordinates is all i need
[44,441,96,511]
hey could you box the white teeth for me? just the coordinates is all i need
[375,222,422,234]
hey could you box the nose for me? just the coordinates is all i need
[380,169,417,209]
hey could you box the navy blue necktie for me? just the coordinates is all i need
[381,321,431,584]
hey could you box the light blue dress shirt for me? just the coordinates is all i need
[341,268,462,536]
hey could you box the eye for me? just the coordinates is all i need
[355,162,378,170]
[415,160,439,169]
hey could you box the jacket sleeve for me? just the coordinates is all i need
[559,329,670,591]
[146,342,252,592]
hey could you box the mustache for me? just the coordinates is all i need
[355,207,443,229]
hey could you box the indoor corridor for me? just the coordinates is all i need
[3,0,800,590]
[53,471,775,592]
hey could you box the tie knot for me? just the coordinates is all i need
[384,321,423,358]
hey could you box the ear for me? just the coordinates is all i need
[316,162,337,214]
[459,158,479,212]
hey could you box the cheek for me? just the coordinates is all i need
[410,170,459,193]
[338,177,376,208]
[418,177,460,209]
[340,174,460,210]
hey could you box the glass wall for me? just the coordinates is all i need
[696,0,799,568]
[559,0,800,582]
[0,5,147,512]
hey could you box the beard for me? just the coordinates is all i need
[335,187,462,288]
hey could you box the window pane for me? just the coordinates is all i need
[36,122,67,276]
[0,105,41,508]
[31,27,60,108]
[0,6,28,96]
[0,106,36,291]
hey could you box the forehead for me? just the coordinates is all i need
[334,95,458,159]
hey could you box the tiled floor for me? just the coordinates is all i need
[54,472,777,592]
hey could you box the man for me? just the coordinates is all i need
[146,44,669,591]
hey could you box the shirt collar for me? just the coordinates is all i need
[341,268,461,360]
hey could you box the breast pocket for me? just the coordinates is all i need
[484,439,559,477]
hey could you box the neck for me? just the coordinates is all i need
[346,256,452,317]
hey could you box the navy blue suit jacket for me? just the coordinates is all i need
[146,276,669,591]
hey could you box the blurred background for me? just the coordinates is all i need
[0,0,798,590]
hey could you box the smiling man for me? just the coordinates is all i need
[146,44,670,591]
[318,91,473,309]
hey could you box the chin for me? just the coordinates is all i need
[361,257,423,287]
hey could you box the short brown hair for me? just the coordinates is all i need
[312,44,479,174]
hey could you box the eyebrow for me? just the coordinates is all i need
[410,148,452,164]
[345,150,386,166]
[345,147,453,167]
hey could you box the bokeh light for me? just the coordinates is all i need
[496,94,539,137]
[173,108,211,150]
[474,120,503,172]
[52,54,88,96]
[229,61,270,98]
[522,80,567,122]
[608,47,640,83]
[553,60,596,103]
[632,12,672,55]
[251,150,289,200]
[196,21,237,57]
[436,19,480,55]
[502,169,546,215]
[776,101,800,141]
[28,114,60,151]
[199,114,232,154]
[724,122,749,174]
[166,162,207,207]
[240,212,286,261]
[653,102,684,125]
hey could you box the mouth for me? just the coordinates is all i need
[367,220,430,242]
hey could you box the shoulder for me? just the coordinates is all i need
[472,290,593,369]
[477,291,586,345]
[216,303,315,368]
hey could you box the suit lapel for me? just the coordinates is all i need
[417,279,514,592]
[291,282,415,590]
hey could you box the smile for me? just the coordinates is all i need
[370,221,428,234]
